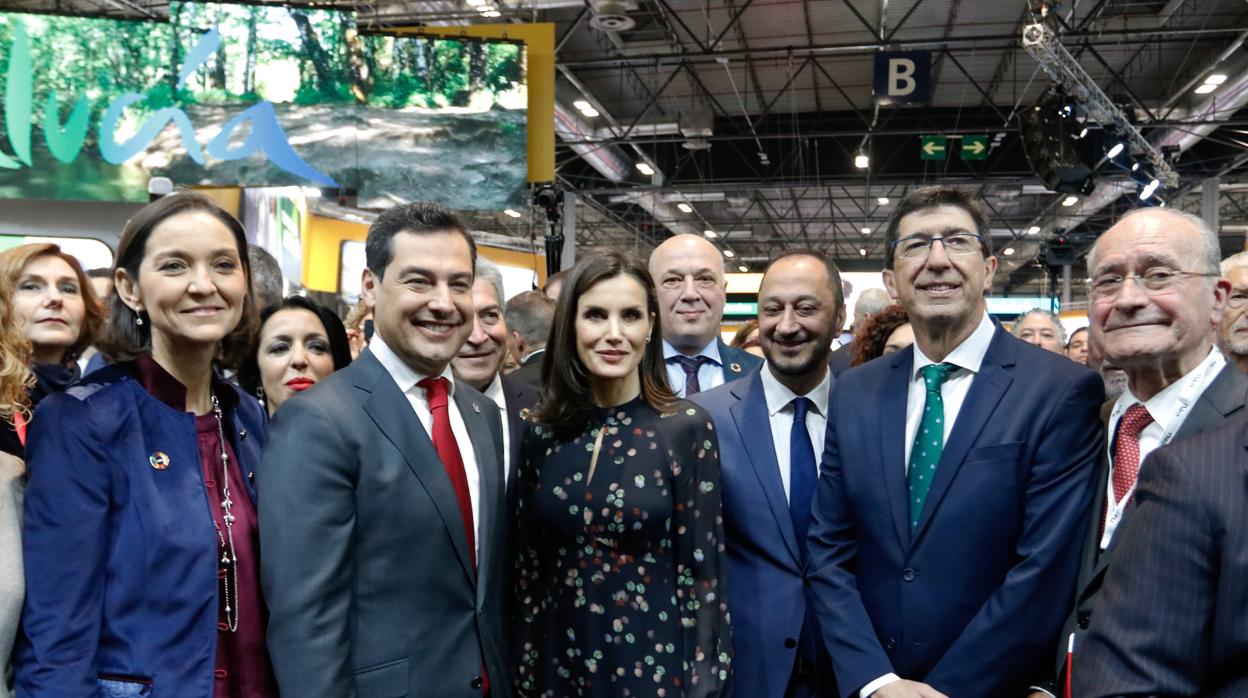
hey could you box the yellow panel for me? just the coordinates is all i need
[390,24,555,183]
[192,187,242,217]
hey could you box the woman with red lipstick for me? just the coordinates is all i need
[0,244,104,412]
[238,296,352,417]
[512,251,731,697]
[16,192,278,698]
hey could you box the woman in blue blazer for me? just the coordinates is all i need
[17,192,277,698]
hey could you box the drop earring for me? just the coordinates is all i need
[135,314,144,327]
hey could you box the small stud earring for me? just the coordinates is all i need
[135,314,144,327]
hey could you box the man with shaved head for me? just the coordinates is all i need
[649,233,761,396]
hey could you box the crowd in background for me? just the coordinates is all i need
[1,184,1247,698]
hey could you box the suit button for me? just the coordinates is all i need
[1077,613,1091,630]
[803,575,811,587]
[886,639,897,651]
[902,568,916,582]
[784,638,797,649]
[470,676,483,689]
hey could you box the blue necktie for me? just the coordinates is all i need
[672,355,710,395]
[789,397,817,558]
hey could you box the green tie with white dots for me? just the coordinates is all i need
[907,362,960,530]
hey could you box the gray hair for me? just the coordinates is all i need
[1089,208,1220,274]
[1011,308,1067,344]
[505,289,555,349]
[475,257,505,308]
[855,288,893,319]
[1221,250,1248,277]
[248,244,283,310]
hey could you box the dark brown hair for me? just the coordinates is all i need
[730,318,759,349]
[366,202,476,279]
[762,247,846,311]
[237,295,353,399]
[883,186,992,269]
[0,243,105,363]
[851,303,910,367]
[531,251,677,438]
[97,191,259,368]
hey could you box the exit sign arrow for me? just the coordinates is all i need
[920,135,947,160]
[961,135,988,160]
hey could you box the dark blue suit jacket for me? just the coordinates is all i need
[807,327,1103,698]
[18,363,266,697]
[691,366,835,698]
[716,340,762,385]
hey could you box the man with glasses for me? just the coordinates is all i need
[1032,207,1248,697]
[649,234,761,396]
[806,186,1103,698]
[1217,250,1248,375]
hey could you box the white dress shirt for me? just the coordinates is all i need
[1099,345,1224,549]
[760,366,832,502]
[370,334,482,561]
[482,373,512,485]
[663,339,724,397]
[862,310,997,698]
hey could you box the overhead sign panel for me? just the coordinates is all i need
[873,51,932,106]
[961,135,989,160]
[920,135,947,161]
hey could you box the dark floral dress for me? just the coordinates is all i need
[512,397,731,697]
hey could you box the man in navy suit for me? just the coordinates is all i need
[807,186,1104,698]
[650,233,760,395]
[692,249,844,697]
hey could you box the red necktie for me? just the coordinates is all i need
[417,377,476,571]
[1111,403,1154,505]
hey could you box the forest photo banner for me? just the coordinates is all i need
[0,4,527,210]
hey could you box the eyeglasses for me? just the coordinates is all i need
[1086,268,1217,301]
[890,233,986,261]
[1228,290,1248,309]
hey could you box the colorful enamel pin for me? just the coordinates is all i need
[730,362,742,373]
[149,451,171,470]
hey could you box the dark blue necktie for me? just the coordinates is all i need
[672,355,710,395]
[789,397,817,558]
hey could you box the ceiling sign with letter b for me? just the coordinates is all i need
[873,51,932,106]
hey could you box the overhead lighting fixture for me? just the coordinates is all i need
[858,248,868,256]
[467,0,485,5]
[1131,162,1141,172]
[1078,127,1089,139]
[1195,83,1218,94]
[1140,178,1161,200]
[481,9,500,16]
[1004,247,1016,256]
[579,106,599,117]
[573,99,591,111]
[877,196,889,205]
[854,152,870,169]
[636,162,655,176]
[737,264,749,273]
[703,229,717,239]
[503,209,522,218]
[723,249,735,258]
[1061,195,1079,207]
[1206,74,1228,86]
[1106,142,1125,159]
[861,227,872,235]
[1027,225,1041,235]
[676,203,693,213]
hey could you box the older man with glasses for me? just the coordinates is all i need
[1216,250,1248,375]
[807,186,1102,698]
[1030,207,1248,698]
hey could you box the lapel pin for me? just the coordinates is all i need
[238,429,247,441]
[149,451,171,470]
[473,402,481,414]
[730,362,742,373]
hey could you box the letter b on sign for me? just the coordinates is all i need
[874,51,931,106]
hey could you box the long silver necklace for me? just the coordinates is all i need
[211,393,240,632]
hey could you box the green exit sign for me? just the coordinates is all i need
[961,135,988,160]
[920,135,947,160]
[723,302,758,316]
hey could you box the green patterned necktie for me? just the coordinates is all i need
[907,362,960,530]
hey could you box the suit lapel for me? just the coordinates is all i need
[911,330,1015,543]
[355,353,477,585]
[1175,365,1248,440]
[880,349,914,549]
[719,341,746,383]
[455,389,498,609]
[1078,449,1112,596]
[729,370,800,562]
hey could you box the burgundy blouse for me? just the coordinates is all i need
[135,355,278,698]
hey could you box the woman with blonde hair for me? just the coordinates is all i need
[1,272,32,698]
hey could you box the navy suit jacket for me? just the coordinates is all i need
[691,367,836,698]
[18,363,266,697]
[807,327,1104,698]
[1073,413,1248,697]
[716,340,762,386]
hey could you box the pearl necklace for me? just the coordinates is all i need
[211,393,240,633]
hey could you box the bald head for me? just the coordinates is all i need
[650,234,728,354]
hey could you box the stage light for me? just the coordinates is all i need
[636,162,655,176]
[1061,195,1079,207]
[1140,178,1161,200]
[854,152,869,169]
[1106,142,1125,159]
[677,203,693,213]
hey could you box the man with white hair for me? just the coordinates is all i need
[1031,207,1248,697]
[828,287,890,374]
[1011,308,1066,354]
[1217,250,1248,375]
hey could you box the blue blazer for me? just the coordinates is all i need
[807,327,1103,698]
[717,340,762,385]
[691,366,835,698]
[18,363,266,698]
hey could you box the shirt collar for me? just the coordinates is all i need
[760,365,832,418]
[131,353,240,412]
[369,332,458,398]
[521,347,545,365]
[1115,345,1226,434]
[663,339,723,366]
[911,310,996,380]
[482,373,506,410]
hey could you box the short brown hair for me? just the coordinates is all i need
[531,251,677,438]
[883,186,992,269]
[98,191,258,368]
[0,242,105,363]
